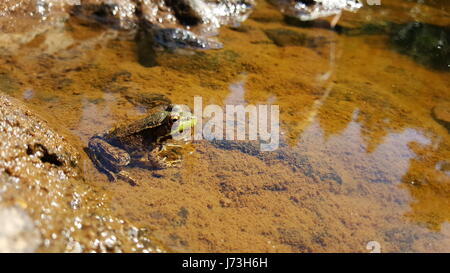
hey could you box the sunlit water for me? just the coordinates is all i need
[0,0,449,252]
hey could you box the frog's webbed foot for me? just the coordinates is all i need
[87,137,137,185]
[153,145,182,168]
[132,146,180,170]
[153,28,223,50]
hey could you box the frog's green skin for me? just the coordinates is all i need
[87,94,196,185]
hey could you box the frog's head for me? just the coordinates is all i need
[168,105,197,139]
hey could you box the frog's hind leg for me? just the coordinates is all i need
[87,148,121,181]
[87,137,137,185]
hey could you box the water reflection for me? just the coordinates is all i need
[300,111,430,185]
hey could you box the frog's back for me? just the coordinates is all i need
[108,110,170,140]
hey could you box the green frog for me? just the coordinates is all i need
[87,93,196,185]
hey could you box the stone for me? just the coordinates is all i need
[0,206,41,253]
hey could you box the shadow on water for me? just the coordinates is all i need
[135,27,159,67]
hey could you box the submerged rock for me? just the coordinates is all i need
[0,93,164,252]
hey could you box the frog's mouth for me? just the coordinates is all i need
[169,106,197,138]
[170,116,197,136]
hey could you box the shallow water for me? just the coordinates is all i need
[0,0,449,252]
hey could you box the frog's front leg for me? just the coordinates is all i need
[87,136,137,185]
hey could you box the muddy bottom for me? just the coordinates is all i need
[0,0,449,252]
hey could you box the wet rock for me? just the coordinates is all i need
[270,0,362,21]
[0,93,80,178]
[390,22,450,70]
[70,0,255,50]
[0,206,41,253]
[0,93,165,252]
[432,103,450,131]
[1,0,254,54]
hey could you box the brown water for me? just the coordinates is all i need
[0,0,449,252]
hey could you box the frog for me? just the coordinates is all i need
[87,93,196,185]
